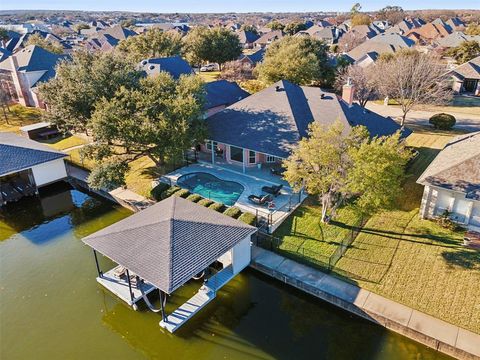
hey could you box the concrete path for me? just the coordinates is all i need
[365,102,480,132]
[250,246,480,360]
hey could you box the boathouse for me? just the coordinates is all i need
[82,196,257,333]
[0,132,67,206]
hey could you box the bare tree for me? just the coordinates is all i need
[0,85,11,123]
[336,65,377,107]
[338,31,367,52]
[375,52,452,127]
[220,60,254,81]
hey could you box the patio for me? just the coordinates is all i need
[161,163,307,232]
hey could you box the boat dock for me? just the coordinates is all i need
[160,266,235,333]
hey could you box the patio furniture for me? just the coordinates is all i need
[248,194,273,205]
[262,184,283,197]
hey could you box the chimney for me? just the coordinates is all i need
[342,77,355,107]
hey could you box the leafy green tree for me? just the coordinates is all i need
[82,73,206,189]
[351,13,372,26]
[38,51,142,133]
[184,27,242,70]
[284,22,307,35]
[283,121,410,221]
[0,28,8,43]
[87,161,129,190]
[240,24,259,35]
[446,40,480,64]
[266,20,285,31]
[25,33,64,54]
[117,28,183,62]
[255,36,331,85]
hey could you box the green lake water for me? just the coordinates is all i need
[0,183,452,360]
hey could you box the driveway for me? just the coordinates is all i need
[365,102,480,132]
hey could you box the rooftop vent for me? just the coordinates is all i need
[320,93,325,99]
[275,85,280,92]
[149,65,155,70]
[141,60,147,66]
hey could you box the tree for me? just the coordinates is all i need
[284,22,307,36]
[119,19,136,28]
[0,28,8,45]
[351,3,362,14]
[283,121,410,222]
[184,27,242,70]
[335,65,377,107]
[446,40,480,64]
[74,23,90,33]
[0,85,11,123]
[117,28,183,62]
[338,30,366,52]
[266,20,285,31]
[351,13,372,26]
[220,60,254,81]
[465,23,480,36]
[255,36,331,85]
[240,24,259,35]
[25,33,64,54]
[376,6,404,25]
[375,51,452,127]
[38,51,142,133]
[82,73,206,189]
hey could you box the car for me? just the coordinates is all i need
[200,64,216,72]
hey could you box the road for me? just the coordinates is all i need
[365,102,480,132]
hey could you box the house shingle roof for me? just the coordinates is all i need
[139,56,193,79]
[206,80,407,158]
[417,132,480,197]
[0,132,66,176]
[450,56,480,80]
[205,80,250,110]
[83,196,256,294]
[237,30,260,44]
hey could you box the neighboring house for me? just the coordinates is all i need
[345,33,415,64]
[7,30,68,53]
[236,30,260,49]
[254,30,284,48]
[0,45,68,108]
[348,24,382,40]
[238,47,265,67]
[406,22,452,44]
[446,17,466,31]
[0,132,68,205]
[435,31,480,49]
[418,132,480,229]
[204,80,250,117]
[139,56,193,79]
[448,56,480,96]
[297,26,343,44]
[202,80,408,172]
[85,25,137,51]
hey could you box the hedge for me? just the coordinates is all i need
[239,212,257,226]
[429,113,456,130]
[223,206,242,219]
[208,202,225,212]
[173,188,190,198]
[198,199,214,207]
[186,194,203,203]
[162,186,181,199]
[150,182,170,201]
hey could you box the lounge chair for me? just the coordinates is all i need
[248,194,273,205]
[262,184,283,197]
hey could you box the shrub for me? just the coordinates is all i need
[198,199,214,207]
[173,188,190,198]
[186,194,203,203]
[208,202,225,212]
[223,206,242,219]
[162,186,181,199]
[429,113,456,130]
[150,182,170,201]
[238,212,257,226]
[434,210,464,231]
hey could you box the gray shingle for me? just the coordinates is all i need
[83,196,256,294]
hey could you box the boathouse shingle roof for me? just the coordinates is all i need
[83,196,256,294]
[0,132,67,176]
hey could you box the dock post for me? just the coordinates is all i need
[93,250,103,277]
[159,290,167,322]
[126,269,134,304]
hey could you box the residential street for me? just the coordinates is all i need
[365,102,480,132]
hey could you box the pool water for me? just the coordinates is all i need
[177,172,244,206]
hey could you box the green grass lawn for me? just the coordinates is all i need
[40,134,87,150]
[272,129,480,333]
[198,71,221,83]
[0,104,43,133]
[374,95,480,115]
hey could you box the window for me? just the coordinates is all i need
[206,141,217,151]
[249,150,256,164]
[230,146,244,163]
[266,155,276,163]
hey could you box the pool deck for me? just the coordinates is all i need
[160,163,307,231]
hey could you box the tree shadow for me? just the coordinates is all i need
[442,249,480,270]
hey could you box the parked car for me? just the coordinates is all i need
[200,64,216,72]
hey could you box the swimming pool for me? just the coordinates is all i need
[176,172,244,206]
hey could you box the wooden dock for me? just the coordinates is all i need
[160,266,235,333]
[97,266,157,308]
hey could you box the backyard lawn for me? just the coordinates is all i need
[0,104,42,132]
[198,71,221,83]
[273,129,480,334]
[40,134,87,150]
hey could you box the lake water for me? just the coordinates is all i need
[0,183,451,359]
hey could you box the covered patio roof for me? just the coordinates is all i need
[82,196,256,294]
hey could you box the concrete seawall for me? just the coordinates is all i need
[250,246,480,360]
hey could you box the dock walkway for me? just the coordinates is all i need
[160,266,234,333]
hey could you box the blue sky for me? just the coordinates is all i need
[2,0,478,13]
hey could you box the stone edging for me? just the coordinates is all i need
[250,246,480,360]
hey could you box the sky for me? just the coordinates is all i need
[1,0,479,13]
